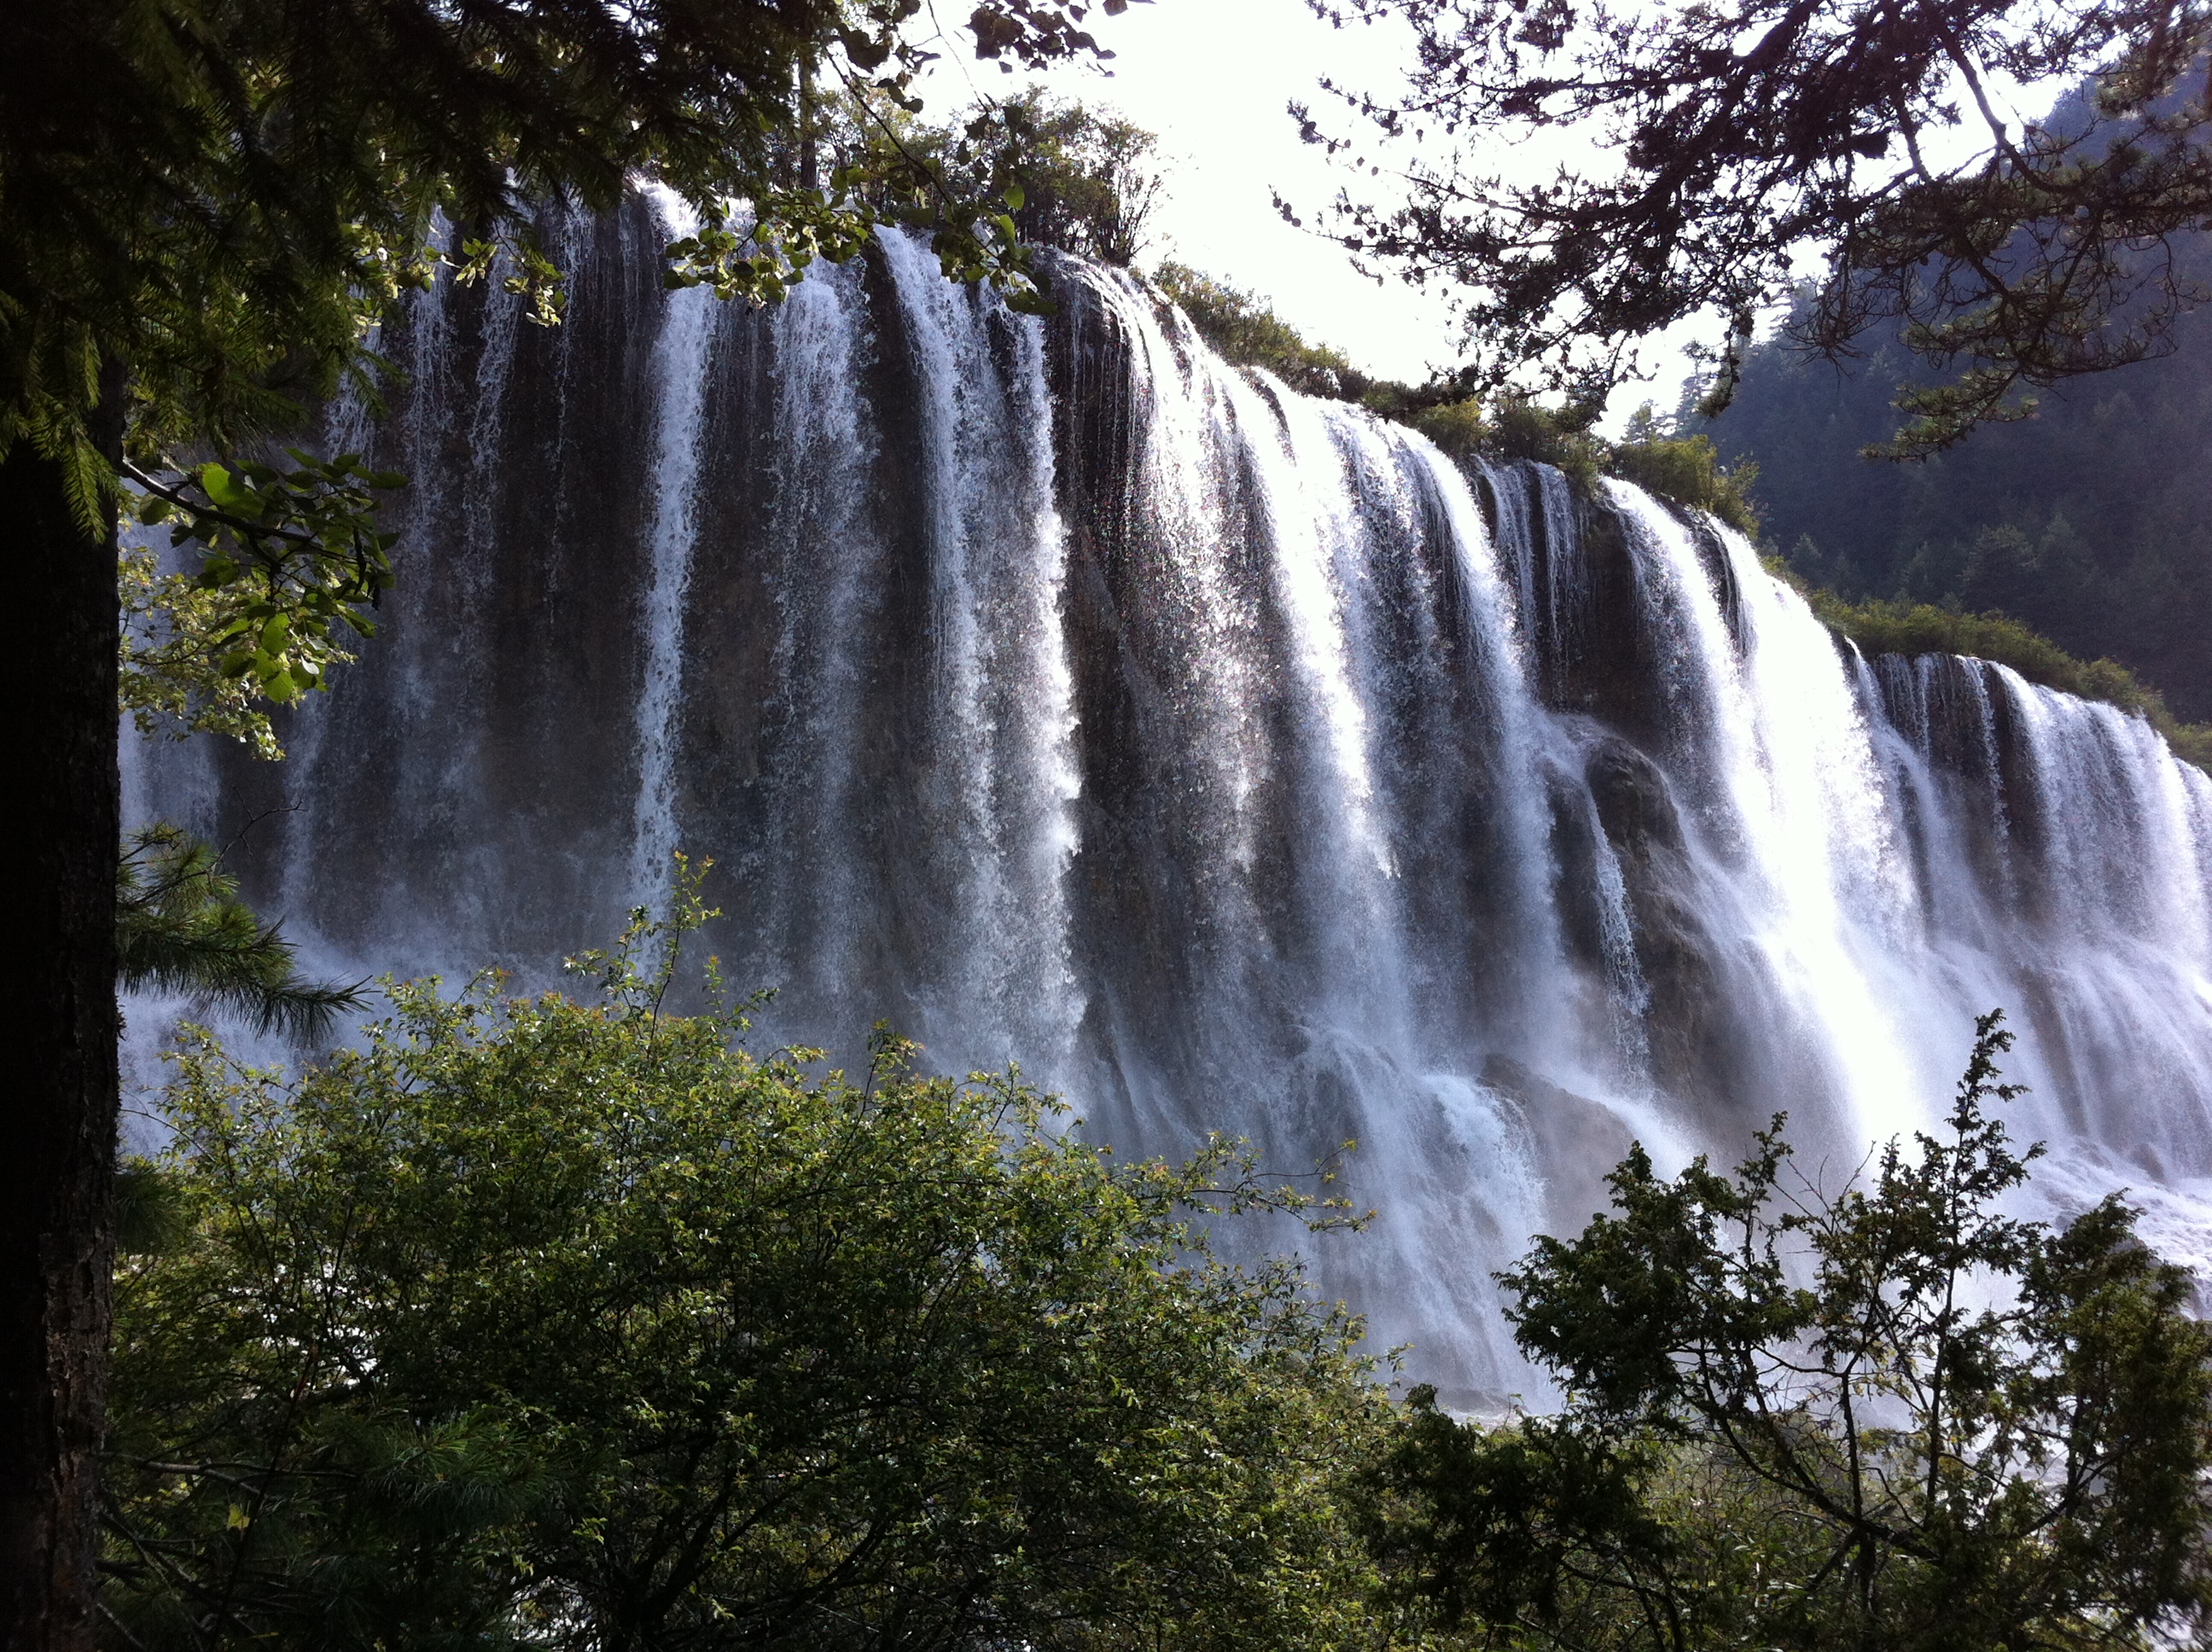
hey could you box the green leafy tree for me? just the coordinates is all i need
[823,91,1167,270]
[102,878,1390,1651]
[1297,0,2212,453]
[1371,1013,2212,1651]
[3,2,1132,1638]
[1001,96,1169,266]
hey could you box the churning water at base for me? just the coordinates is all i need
[126,200,2212,1400]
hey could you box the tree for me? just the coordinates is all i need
[822,91,1168,268]
[118,825,364,1043]
[1296,0,2212,453]
[1002,96,1169,265]
[3,1,1129,1642]
[101,887,1388,1651]
[1370,1013,2212,1650]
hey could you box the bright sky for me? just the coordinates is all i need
[915,0,1731,429]
[925,0,1464,383]
[915,0,2064,432]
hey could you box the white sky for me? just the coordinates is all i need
[923,0,1465,383]
[917,0,2056,429]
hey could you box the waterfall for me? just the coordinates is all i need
[628,187,723,919]
[126,196,2212,1403]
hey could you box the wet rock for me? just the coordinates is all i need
[1480,1054,1636,1236]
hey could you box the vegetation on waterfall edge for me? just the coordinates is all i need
[1806,594,2212,770]
[1149,264,1762,535]
[103,864,2212,1652]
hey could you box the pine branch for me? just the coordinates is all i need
[117,824,366,1042]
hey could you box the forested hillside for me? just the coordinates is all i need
[1701,236,2212,721]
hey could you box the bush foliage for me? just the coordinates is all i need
[1149,274,1761,532]
[104,886,2212,1652]
[1375,1015,2212,1652]
[1153,262,1377,400]
[1803,591,2212,768]
[103,882,1390,1652]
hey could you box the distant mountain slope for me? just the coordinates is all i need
[1701,242,2212,720]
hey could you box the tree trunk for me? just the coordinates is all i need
[0,416,121,1649]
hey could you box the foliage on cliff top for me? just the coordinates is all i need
[1150,274,1761,531]
[1798,590,2212,769]
[849,91,1167,270]
[1605,432,1761,538]
[1153,262,1378,400]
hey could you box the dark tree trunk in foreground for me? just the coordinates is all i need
[0,417,120,1649]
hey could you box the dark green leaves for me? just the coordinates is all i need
[1360,1391,1667,1634]
[1414,1010,2212,1652]
[105,888,1389,1651]
[116,823,365,1040]
[1504,1130,1810,1424]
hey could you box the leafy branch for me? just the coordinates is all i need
[119,450,403,758]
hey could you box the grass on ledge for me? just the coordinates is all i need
[1804,591,2212,770]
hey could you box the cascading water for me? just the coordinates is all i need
[628,188,724,919]
[127,195,2212,1403]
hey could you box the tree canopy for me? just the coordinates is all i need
[102,889,1389,1651]
[102,924,2212,1652]
[1295,0,2212,451]
[1371,1015,2212,1652]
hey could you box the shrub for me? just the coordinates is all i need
[1807,591,2212,767]
[103,879,1388,1652]
[1153,261,1374,400]
[1605,433,1761,536]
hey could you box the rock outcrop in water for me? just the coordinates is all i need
[129,192,2212,1405]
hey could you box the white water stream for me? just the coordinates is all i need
[127,207,2212,1399]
